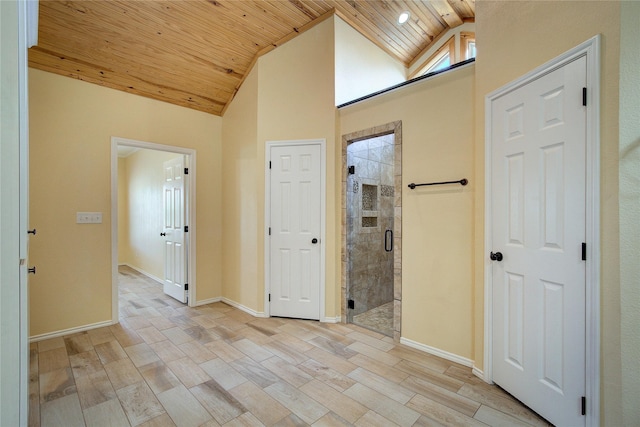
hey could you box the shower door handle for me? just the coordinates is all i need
[385,229,393,252]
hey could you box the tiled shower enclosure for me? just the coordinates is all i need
[346,133,395,336]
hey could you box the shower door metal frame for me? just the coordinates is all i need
[341,121,402,340]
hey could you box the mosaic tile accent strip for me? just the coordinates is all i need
[362,184,377,210]
[353,181,359,194]
[362,216,377,228]
[381,185,394,197]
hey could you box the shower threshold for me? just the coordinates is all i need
[352,301,393,337]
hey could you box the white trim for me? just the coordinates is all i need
[264,139,327,321]
[484,35,600,426]
[221,297,267,318]
[111,137,198,323]
[194,297,223,307]
[472,366,485,381]
[29,320,115,343]
[119,264,164,286]
[19,2,34,425]
[400,337,474,368]
[321,317,340,324]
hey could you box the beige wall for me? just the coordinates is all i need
[258,17,338,317]
[334,16,406,105]
[340,65,475,359]
[221,65,259,309]
[222,18,339,316]
[619,2,640,424]
[29,69,223,336]
[474,1,622,423]
[119,149,180,279]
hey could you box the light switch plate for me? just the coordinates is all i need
[77,212,103,224]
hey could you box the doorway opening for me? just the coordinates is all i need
[111,137,197,322]
[342,122,402,339]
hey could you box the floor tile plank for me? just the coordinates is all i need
[300,379,368,424]
[75,368,117,409]
[83,397,130,427]
[40,393,85,427]
[228,381,290,426]
[199,358,248,390]
[104,358,145,390]
[139,361,182,394]
[264,381,329,424]
[166,356,211,388]
[344,383,420,427]
[190,380,246,424]
[156,384,213,427]
[117,381,165,426]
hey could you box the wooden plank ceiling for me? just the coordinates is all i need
[30,1,475,116]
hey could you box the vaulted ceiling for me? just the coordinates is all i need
[29,1,475,116]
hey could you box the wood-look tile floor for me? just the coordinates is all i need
[30,266,550,427]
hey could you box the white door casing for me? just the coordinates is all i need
[1,1,36,424]
[163,156,188,303]
[485,36,600,427]
[267,140,325,320]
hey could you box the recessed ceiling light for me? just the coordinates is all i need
[398,11,410,24]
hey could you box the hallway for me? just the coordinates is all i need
[29,266,549,426]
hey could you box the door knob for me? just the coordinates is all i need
[311,238,318,244]
[160,232,166,236]
[490,251,503,261]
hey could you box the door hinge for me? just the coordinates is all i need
[268,227,271,236]
[185,283,188,290]
[184,167,189,175]
[269,161,272,169]
[582,242,586,261]
[348,299,355,309]
[581,396,586,415]
[582,87,587,106]
[268,293,271,302]
[184,226,189,232]
[348,165,355,175]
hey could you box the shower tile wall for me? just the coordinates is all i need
[347,134,394,317]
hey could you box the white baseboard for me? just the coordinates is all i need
[221,297,267,318]
[400,337,474,368]
[193,297,222,307]
[321,316,340,323]
[472,366,491,383]
[120,263,163,285]
[29,320,115,343]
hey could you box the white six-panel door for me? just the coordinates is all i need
[269,144,321,320]
[490,56,587,426]
[163,156,187,303]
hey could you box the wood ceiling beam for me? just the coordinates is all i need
[430,0,464,28]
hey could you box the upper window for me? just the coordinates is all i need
[410,32,476,79]
[421,37,455,75]
[461,32,476,60]
[425,52,451,73]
